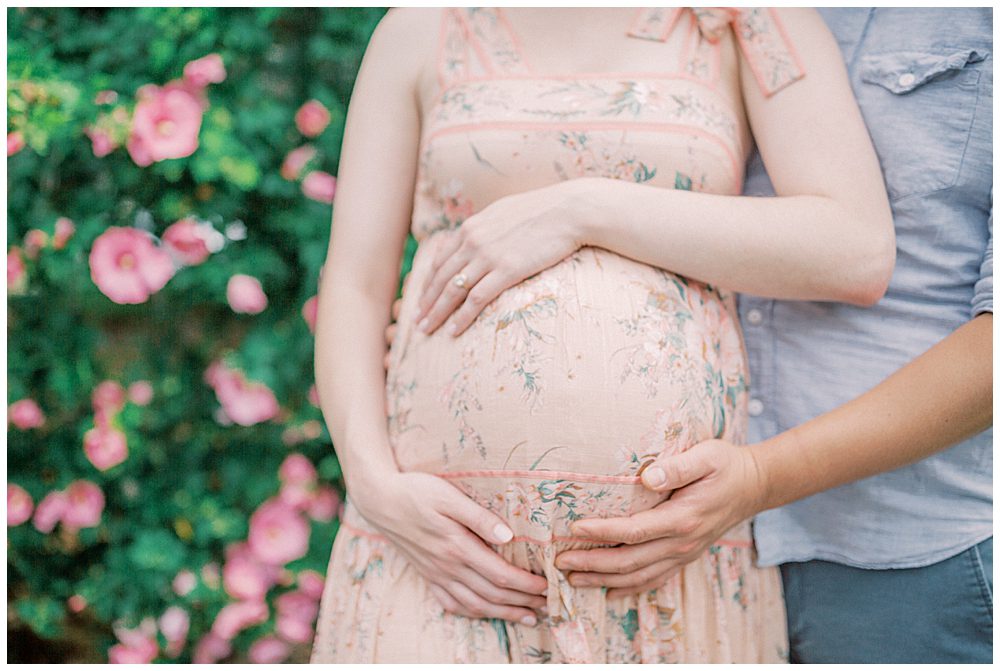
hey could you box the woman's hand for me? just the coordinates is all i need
[413,181,586,337]
[554,439,765,598]
[351,469,549,623]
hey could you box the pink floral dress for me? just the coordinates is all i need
[312,7,805,664]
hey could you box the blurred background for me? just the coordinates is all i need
[6,7,409,663]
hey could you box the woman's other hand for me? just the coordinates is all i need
[554,439,765,598]
[413,180,586,337]
[352,470,549,623]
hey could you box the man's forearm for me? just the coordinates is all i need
[751,313,992,512]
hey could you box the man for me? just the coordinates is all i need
[556,8,992,663]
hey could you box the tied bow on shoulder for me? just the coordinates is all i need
[628,7,806,97]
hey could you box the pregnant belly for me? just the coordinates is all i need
[385,242,748,540]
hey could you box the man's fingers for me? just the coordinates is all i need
[641,442,719,492]
[555,538,673,574]
[391,296,403,321]
[605,571,676,600]
[447,270,511,336]
[570,504,696,545]
[566,558,678,589]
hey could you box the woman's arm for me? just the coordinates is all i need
[413,8,894,336]
[315,9,546,623]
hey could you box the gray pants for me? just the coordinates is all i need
[781,538,992,663]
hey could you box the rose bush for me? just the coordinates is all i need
[6,7,414,664]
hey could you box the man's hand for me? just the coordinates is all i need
[555,440,767,598]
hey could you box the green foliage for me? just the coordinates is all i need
[7,7,389,664]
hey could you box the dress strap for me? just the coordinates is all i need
[626,7,806,98]
[694,7,806,97]
[437,7,531,89]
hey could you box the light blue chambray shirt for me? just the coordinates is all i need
[742,8,993,569]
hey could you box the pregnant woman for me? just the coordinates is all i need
[311,7,892,664]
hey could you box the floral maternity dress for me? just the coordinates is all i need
[312,7,804,663]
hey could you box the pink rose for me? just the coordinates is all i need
[7,484,34,527]
[297,570,325,600]
[128,84,203,165]
[62,480,105,529]
[126,133,154,167]
[8,131,25,157]
[301,295,318,334]
[222,381,279,427]
[193,633,231,664]
[85,126,118,158]
[294,100,331,137]
[89,227,175,304]
[8,247,27,294]
[211,600,268,641]
[276,589,319,623]
[226,274,267,314]
[307,485,340,523]
[275,612,314,644]
[23,229,48,259]
[248,636,290,664]
[108,642,158,664]
[301,171,336,203]
[280,144,317,181]
[223,544,275,601]
[183,54,226,89]
[32,490,68,533]
[162,218,211,266]
[158,606,190,658]
[205,361,280,427]
[92,380,127,416]
[172,569,197,597]
[83,425,128,471]
[8,399,45,430]
[127,380,154,406]
[53,217,76,250]
[279,454,317,487]
[248,499,310,566]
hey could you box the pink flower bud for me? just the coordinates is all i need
[53,217,76,249]
[127,380,154,406]
[8,399,45,430]
[301,171,336,204]
[7,484,34,527]
[226,274,268,315]
[280,144,317,181]
[302,295,318,333]
[62,480,105,529]
[8,131,25,156]
[294,100,331,137]
[32,490,68,533]
[183,54,226,89]
[83,425,128,471]
[248,636,290,664]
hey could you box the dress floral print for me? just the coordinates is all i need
[312,6,802,664]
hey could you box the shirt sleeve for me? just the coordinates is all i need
[971,199,992,317]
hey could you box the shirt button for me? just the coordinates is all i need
[748,399,764,417]
[745,308,763,325]
[897,72,916,87]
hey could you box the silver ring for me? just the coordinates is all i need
[452,272,468,290]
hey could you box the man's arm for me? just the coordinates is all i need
[557,314,992,595]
